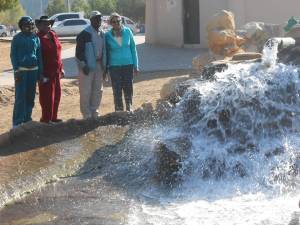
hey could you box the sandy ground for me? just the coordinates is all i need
[0,70,192,136]
[0,40,194,152]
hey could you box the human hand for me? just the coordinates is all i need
[133,68,139,76]
[61,69,65,78]
[14,71,21,85]
[83,65,89,75]
[40,76,49,84]
[103,71,109,82]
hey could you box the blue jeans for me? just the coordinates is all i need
[13,70,38,126]
[109,65,133,111]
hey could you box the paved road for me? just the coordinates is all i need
[0,35,205,86]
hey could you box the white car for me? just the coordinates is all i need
[102,16,139,34]
[49,12,84,27]
[52,18,90,36]
[0,25,8,37]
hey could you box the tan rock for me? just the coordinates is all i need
[192,52,214,73]
[206,10,236,32]
[231,52,262,61]
[285,26,300,39]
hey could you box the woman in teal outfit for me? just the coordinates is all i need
[10,16,43,127]
[105,12,139,112]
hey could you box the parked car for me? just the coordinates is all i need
[102,16,139,34]
[52,18,90,36]
[0,25,8,37]
[49,12,84,27]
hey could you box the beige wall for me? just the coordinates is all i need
[243,0,300,24]
[199,0,227,47]
[146,0,183,47]
[146,0,300,48]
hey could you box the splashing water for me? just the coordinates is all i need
[262,38,279,67]
[126,45,300,224]
[1,43,299,225]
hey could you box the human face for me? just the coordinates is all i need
[21,22,35,34]
[91,16,102,30]
[111,17,121,30]
[37,21,51,33]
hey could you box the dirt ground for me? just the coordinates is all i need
[0,42,190,134]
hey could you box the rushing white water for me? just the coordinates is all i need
[125,44,300,224]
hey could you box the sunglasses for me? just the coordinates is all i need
[111,20,121,24]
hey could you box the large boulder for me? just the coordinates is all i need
[206,10,236,31]
[241,22,284,52]
[154,142,182,186]
[206,10,245,57]
[285,26,300,39]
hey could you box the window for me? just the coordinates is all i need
[57,14,79,21]
[0,25,3,29]
[63,20,76,26]
[64,20,87,26]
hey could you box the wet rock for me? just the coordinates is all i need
[134,102,154,121]
[160,78,191,105]
[265,147,285,158]
[201,63,228,80]
[232,162,247,177]
[166,136,192,159]
[181,90,203,125]
[232,129,249,145]
[155,100,174,121]
[218,109,231,127]
[228,145,246,154]
[208,129,224,142]
[202,157,226,179]
[154,142,182,186]
[280,116,293,128]
[231,52,262,61]
[207,119,218,129]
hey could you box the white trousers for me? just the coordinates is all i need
[79,63,103,119]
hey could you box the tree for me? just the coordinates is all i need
[0,0,17,11]
[87,0,117,15]
[116,0,145,22]
[46,0,67,16]
[71,0,89,15]
[0,1,25,25]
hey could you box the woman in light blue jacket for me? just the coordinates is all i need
[105,12,139,112]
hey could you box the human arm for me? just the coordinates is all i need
[10,36,19,73]
[75,32,89,75]
[36,36,44,81]
[129,29,139,75]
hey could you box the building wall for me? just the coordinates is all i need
[243,0,300,24]
[146,0,183,47]
[146,0,300,48]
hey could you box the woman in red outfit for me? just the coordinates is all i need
[35,16,64,123]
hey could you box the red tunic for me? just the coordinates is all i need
[38,30,63,78]
[37,30,63,122]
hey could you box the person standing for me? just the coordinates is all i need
[105,12,139,112]
[75,11,106,119]
[35,16,64,123]
[10,16,43,128]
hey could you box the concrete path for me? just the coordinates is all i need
[0,35,205,86]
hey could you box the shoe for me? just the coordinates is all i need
[51,119,63,123]
[126,104,133,112]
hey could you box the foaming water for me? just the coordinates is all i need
[126,43,300,224]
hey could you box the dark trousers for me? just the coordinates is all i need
[38,75,61,122]
[13,70,38,126]
[110,65,134,111]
